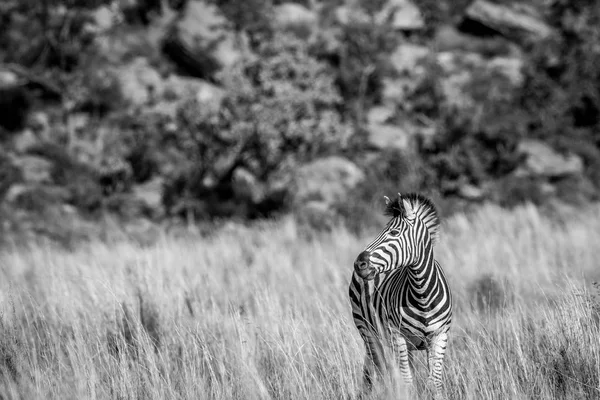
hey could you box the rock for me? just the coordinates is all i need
[382,44,430,105]
[458,183,485,201]
[4,184,70,211]
[12,155,53,183]
[488,56,524,86]
[433,25,513,56]
[293,156,365,206]
[376,0,424,31]
[133,177,164,215]
[367,121,412,150]
[91,5,118,34]
[12,129,38,153]
[164,75,225,107]
[367,106,395,125]
[462,0,552,44]
[435,52,477,110]
[274,3,317,30]
[232,167,264,204]
[381,77,419,105]
[389,43,430,75]
[28,111,50,137]
[435,51,521,110]
[334,5,370,25]
[517,140,584,178]
[163,1,246,79]
[0,69,19,88]
[0,152,22,200]
[113,57,164,106]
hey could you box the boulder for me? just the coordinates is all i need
[381,77,419,105]
[461,0,552,44]
[293,156,365,206]
[12,129,38,154]
[4,184,70,211]
[383,43,430,105]
[389,43,430,75]
[458,183,485,201]
[0,152,22,200]
[334,5,370,26]
[367,106,395,125]
[433,24,513,56]
[436,51,483,109]
[163,1,246,79]
[0,68,19,89]
[12,155,53,183]
[487,56,524,87]
[28,111,51,137]
[90,4,119,34]
[274,3,317,30]
[366,107,414,150]
[112,57,164,106]
[517,140,584,178]
[367,123,412,150]
[376,0,424,31]
[145,75,225,119]
[232,167,264,204]
[164,75,225,107]
[435,51,522,110]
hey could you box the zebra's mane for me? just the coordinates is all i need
[384,193,440,244]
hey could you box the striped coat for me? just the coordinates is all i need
[349,193,452,398]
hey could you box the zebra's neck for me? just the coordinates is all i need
[404,244,436,300]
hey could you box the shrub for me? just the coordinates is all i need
[0,150,22,200]
[335,149,428,234]
[313,0,401,121]
[137,34,351,220]
[519,0,600,188]
[212,0,274,48]
[0,1,108,71]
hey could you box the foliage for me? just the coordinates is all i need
[0,150,21,200]
[406,59,525,197]
[336,149,428,234]
[315,0,400,120]
[212,0,275,47]
[520,0,600,185]
[0,1,108,71]
[129,34,351,220]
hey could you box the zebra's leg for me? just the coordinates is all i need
[426,332,449,399]
[391,334,413,385]
[361,334,386,392]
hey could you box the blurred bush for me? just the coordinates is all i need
[0,0,107,70]
[520,0,600,187]
[122,33,351,220]
[2,0,600,245]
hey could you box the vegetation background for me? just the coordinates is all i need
[1,0,600,399]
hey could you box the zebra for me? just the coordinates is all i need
[349,192,452,398]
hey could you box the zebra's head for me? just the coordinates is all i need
[354,193,440,280]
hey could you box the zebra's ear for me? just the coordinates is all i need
[384,195,391,206]
[402,198,415,219]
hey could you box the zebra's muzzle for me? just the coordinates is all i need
[354,251,376,280]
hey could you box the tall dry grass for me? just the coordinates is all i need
[1,203,600,399]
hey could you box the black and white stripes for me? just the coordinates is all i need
[349,193,452,398]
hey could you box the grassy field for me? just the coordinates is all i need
[1,203,600,399]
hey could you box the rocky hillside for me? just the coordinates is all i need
[1,0,599,246]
